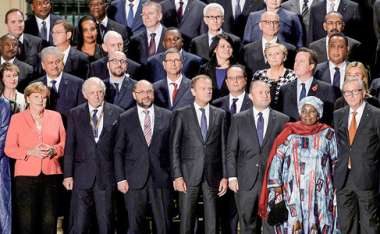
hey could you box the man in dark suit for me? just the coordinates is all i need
[154,48,194,111]
[52,20,90,79]
[114,80,172,234]
[333,76,380,234]
[127,1,167,64]
[63,77,123,234]
[147,28,202,82]
[5,8,44,70]
[227,80,289,234]
[160,0,207,49]
[107,0,145,36]
[241,11,296,77]
[89,30,142,80]
[308,0,361,43]
[24,0,62,45]
[314,32,349,90]
[0,34,34,91]
[34,46,84,122]
[171,74,228,234]
[88,0,129,49]
[104,51,137,110]
[212,0,265,39]
[278,48,340,124]
[309,11,362,63]
[243,0,304,48]
[189,3,241,61]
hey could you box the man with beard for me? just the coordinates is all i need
[114,80,173,234]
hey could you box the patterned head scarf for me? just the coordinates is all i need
[298,96,324,118]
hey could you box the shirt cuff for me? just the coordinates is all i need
[228,177,237,182]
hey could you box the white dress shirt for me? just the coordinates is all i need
[348,101,366,128]
[47,72,63,91]
[208,30,223,46]
[253,106,270,139]
[137,104,155,135]
[62,45,71,65]
[88,103,104,142]
[229,92,246,113]
[194,102,210,127]
[0,57,15,64]
[328,61,346,89]
[299,0,313,12]
[35,14,51,41]
[297,77,314,104]
[326,0,341,12]
[147,24,163,52]
[167,75,183,106]
[125,0,140,19]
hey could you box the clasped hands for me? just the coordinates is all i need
[27,143,56,159]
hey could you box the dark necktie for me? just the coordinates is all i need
[235,0,242,19]
[127,2,134,29]
[92,109,99,138]
[177,0,184,21]
[333,67,340,88]
[17,40,26,61]
[113,83,120,102]
[40,20,47,41]
[50,80,58,93]
[148,33,156,57]
[171,82,178,105]
[299,83,306,101]
[200,108,207,141]
[257,112,264,146]
[143,110,152,145]
[302,0,309,17]
[230,98,238,114]
[99,24,106,39]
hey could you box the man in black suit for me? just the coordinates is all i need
[308,0,361,43]
[212,0,265,39]
[128,1,166,64]
[104,51,136,110]
[63,77,123,234]
[89,30,142,80]
[278,48,340,124]
[34,46,84,123]
[0,34,34,92]
[24,0,62,45]
[227,80,289,234]
[189,3,241,61]
[114,80,172,234]
[5,8,44,70]
[154,48,194,111]
[160,0,207,49]
[52,20,90,79]
[171,74,228,234]
[309,11,362,63]
[241,11,296,77]
[333,76,380,234]
[314,32,349,90]
[146,27,202,82]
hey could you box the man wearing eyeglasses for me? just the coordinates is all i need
[333,76,380,234]
[104,51,136,110]
[189,3,241,61]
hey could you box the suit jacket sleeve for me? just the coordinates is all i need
[64,109,76,178]
[170,110,184,179]
[114,116,127,183]
[221,111,227,178]
[226,115,238,178]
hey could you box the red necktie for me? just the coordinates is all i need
[148,33,156,57]
[171,82,178,104]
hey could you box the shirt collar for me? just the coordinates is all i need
[88,102,104,113]
[110,74,126,85]
[46,72,63,85]
[137,104,154,114]
[229,91,246,100]
[99,16,108,27]
[1,57,15,64]
[167,74,183,86]
[194,102,210,112]
[147,23,163,35]
[349,101,366,114]
[35,14,50,25]
[252,106,270,116]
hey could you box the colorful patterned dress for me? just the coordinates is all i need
[267,127,339,234]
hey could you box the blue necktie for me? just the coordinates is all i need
[257,112,264,146]
[50,80,58,93]
[127,2,134,29]
[92,109,98,138]
[333,67,340,88]
[235,0,242,19]
[200,108,207,141]
[230,98,238,114]
[113,83,120,102]
[40,20,47,41]
[299,83,306,101]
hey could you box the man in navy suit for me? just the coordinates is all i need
[154,48,194,111]
[127,1,167,64]
[243,0,304,48]
[114,80,173,234]
[104,51,137,110]
[108,0,146,36]
[24,0,62,45]
[314,32,349,90]
[63,77,123,234]
[89,31,142,80]
[160,0,207,49]
[147,28,202,82]
[278,48,340,124]
[34,46,84,123]
[52,20,90,79]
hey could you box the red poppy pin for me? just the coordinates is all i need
[311,84,318,92]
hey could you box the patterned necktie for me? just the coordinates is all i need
[143,110,152,145]
[127,2,134,29]
[230,98,238,114]
[257,112,264,146]
[92,109,99,138]
[40,20,47,41]
[50,80,58,93]
[299,83,306,101]
[333,67,340,88]
[171,82,178,105]
[302,0,309,17]
[177,0,184,20]
[200,108,207,141]
[329,2,335,13]
[148,33,156,57]
[235,0,242,19]
[348,111,357,169]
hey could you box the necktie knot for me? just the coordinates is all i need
[258,112,263,118]
[129,2,133,7]
[50,80,58,92]
[113,82,119,90]
[199,107,205,114]
[179,0,184,6]
[150,33,156,38]
[232,98,238,104]
[335,67,339,72]
[352,111,357,117]
[171,82,178,88]
[143,110,150,115]
[93,109,98,117]
[42,20,46,26]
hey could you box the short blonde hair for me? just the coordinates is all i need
[345,61,369,92]
[264,42,288,61]
[24,82,50,101]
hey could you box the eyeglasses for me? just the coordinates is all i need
[51,31,66,35]
[343,89,363,97]
[326,21,344,26]
[164,59,181,64]
[227,76,246,81]
[134,90,154,95]
[109,59,127,65]
[204,15,223,20]
[261,20,280,26]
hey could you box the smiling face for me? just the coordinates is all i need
[1,69,19,89]
[204,7,224,33]
[41,53,63,78]
[214,38,233,61]
[300,104,319,125]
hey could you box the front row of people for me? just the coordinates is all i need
[1,72,380,234]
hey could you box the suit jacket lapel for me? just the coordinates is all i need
[307,79,318,96]
[353,104,370,144]
[172,77,189,108]
[180,0,192,25]
[98,103,112,140]
[247,109,260,146]
[150,106,161,146]
[81,104,97,144]
[132,107,150,148]
[241,94,252,111]
[116,77,133,103]
[206,106,215,142]
[262,109,275,147]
